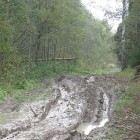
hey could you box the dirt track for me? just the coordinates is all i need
[0,75,124,140]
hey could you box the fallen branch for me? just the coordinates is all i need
[30,106,38,117]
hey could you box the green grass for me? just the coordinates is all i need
[115,77,140,115]
[0,61,76,103]
[0,61,125,104]
[113,68,140,138]
[0,88,7,102]
[115,68,135,114]
[0,61,117,103]
[115,67,135,79]
[71,68,111,75]
[115,96,133,114]
[0,80,38,102]
[93,69,111,74]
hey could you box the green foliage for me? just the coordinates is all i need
[0,61,75,102]
[0,78,38,101]
[71,67,111,75]
[0,88,7,102]
[15,80,37,90]
[128,48,140,67]
[25,61,75,79]
[115,0,140,67]
[0,0,114,80]
[126,0,140,67]
[0,0,115,103]
[115,67,135,79]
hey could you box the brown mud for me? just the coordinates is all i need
[0,75,127,140]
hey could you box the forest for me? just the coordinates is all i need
[0,0,114,91]
[115,0,140,69]
[0,0,140,140]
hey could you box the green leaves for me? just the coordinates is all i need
[115,0,140,67]
[0,0,114,85]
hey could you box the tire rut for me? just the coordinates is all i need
[0,75,122,140]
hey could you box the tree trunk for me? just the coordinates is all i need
[35,0,41,62]
[121,0,127,71]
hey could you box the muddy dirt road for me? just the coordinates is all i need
[0,75,123,140]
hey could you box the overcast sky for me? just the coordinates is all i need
[81,0,122,32]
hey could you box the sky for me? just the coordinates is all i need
[81,0,122,32]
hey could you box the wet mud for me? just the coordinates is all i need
[0,75,121,140]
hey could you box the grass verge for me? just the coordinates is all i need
[0,61,119,103]
[111,68,140,139]
[0,61,75,103]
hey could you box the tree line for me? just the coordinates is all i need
[0,0,114,81]
[115,0,140,70]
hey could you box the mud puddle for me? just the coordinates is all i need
[0,75,121,140]
[77,89,109,135]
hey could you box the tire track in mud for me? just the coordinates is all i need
[0,84,61,140]
[0,75,121,140]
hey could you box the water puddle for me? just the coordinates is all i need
[77,92,109,135]
[84,118,109,135]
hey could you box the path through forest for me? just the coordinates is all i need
[0,74,126,140]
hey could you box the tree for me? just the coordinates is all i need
[115,0,140,68]
[125,0,140,67]
[0,0,114,80]
[120,0,127,70]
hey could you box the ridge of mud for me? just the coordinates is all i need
[0,75,123,140]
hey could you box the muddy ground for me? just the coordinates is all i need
[0,74,128,140]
